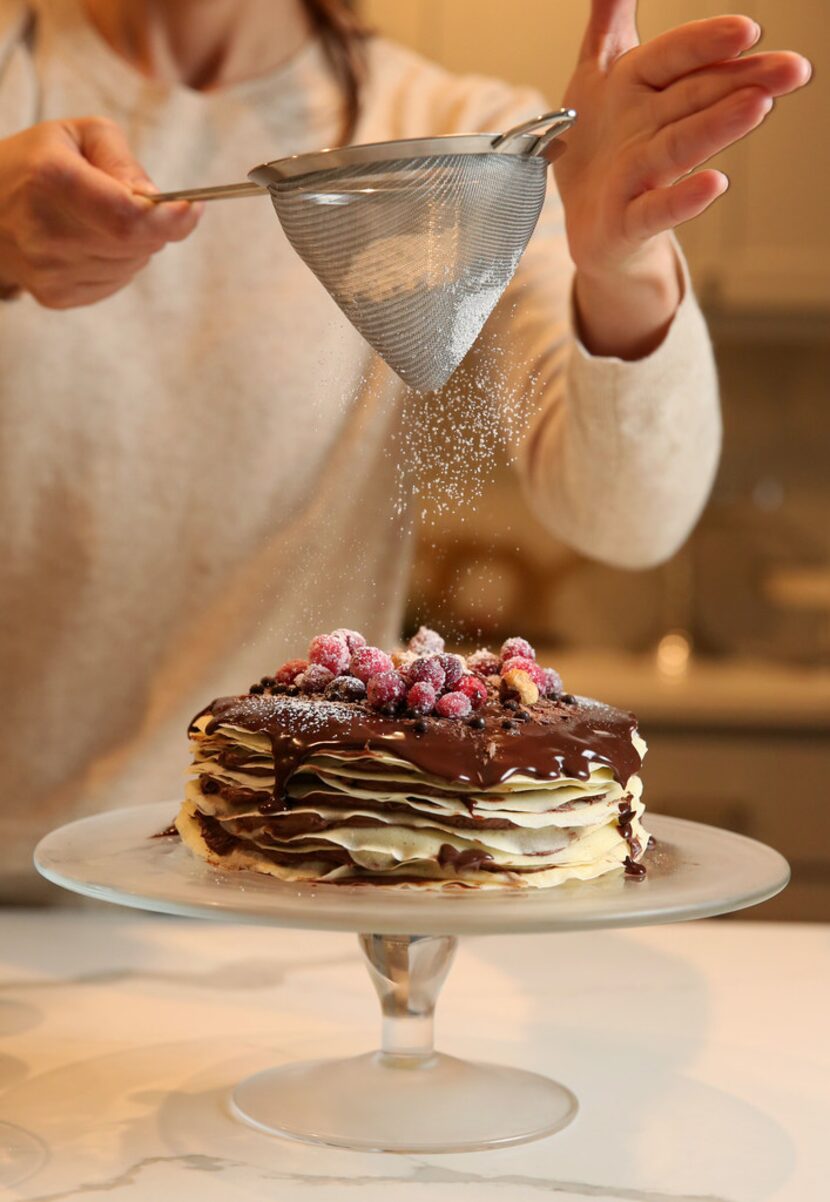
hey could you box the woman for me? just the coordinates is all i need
[0,0,810,897]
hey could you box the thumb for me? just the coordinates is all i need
[71,116,156,192]
[580,0,639,66]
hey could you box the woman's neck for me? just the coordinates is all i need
[82,0,311,89]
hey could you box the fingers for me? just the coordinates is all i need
[28,260,150,309]
[34,279,133,310]
[625,170,728,242]
[630,15,760,89]
[149,199,204,242]
[55,117,202,247]
[580,0,638,65]
[636,86,773,190]
[656,51,812,128]
[74,116,155,191]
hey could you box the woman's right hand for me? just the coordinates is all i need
[0,116,202,308]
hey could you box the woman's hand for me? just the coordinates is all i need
[0,117,202,309]
[555,2,811,358]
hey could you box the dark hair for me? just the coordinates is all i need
[301,0,370,145]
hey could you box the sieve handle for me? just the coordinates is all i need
[491,108,577,156]
[138,182,267,203]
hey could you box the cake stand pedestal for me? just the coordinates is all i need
[35,803,789,1153]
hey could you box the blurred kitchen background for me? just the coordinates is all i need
[359,1,830,921]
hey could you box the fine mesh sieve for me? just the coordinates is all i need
[149,109,576,392]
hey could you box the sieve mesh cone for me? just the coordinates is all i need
[271,153,548,392]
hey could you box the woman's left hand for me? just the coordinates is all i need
[554,1,811,357]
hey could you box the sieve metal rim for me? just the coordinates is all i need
[247,109,576,187]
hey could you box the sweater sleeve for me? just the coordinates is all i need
[514,213,720,568]
[451,82,722,570]
[0,1,38,139]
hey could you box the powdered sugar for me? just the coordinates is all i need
[237,693,359,734]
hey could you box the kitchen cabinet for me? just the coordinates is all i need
[643,731,830,922]
[360,0,830,314]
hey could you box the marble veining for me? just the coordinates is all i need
[19,1153,735,1202]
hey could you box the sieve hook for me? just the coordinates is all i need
[490,108,577,157]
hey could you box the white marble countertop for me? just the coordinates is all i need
[1,907,827,1201]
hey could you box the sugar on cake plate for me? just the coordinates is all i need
[174,628,650,889]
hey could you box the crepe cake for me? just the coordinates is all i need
[174,628,651,889]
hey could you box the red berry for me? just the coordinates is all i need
[466,648,500,677]
[274,658,308,685]
[407,655,446,692]
[308,633,350,675]
[408,625,445,656]
[437,653,465,690]
[435,691,472,719]
[457,674,487,709]
[407,681,437,715]
[367,671,407,712]
[501,637,536,663]
[296,664,335,693]
[542,667,563,697]
[350,646,394,682]
[501,656,546,690]
[332,628,367,653]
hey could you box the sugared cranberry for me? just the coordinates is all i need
[308,633,350,675]
[435,691,472,719]
[407,681,437,715]
[367,671,407,711]
[542,667,563,697]
[408,625,445,656]
[332,628,367,653]
[457,674,487,709]
[274,658,308,686]
[296,664,335,693]
[437,653,465,690]
[501,637,535,663]
[350,645,394,682]
[466,648,501,677]
[325,675,367,703]
[407,655,445,692]
[501,655,546,690]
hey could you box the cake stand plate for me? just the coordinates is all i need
[35,804,789,1153]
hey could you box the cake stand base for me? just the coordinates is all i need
[233,931,575,1153]
[231,1050,577,1153]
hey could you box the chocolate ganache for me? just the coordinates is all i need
[203,690,642,806]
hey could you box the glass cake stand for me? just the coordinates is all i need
[35,802,789,1154]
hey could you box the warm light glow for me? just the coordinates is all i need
[656,630,692,679]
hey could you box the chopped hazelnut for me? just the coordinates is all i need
[500,669,539,707]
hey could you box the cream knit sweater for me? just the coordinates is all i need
[0,0,720,897]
